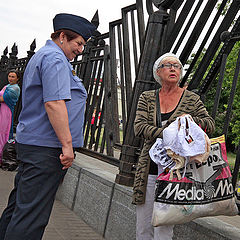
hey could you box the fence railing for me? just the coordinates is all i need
[0,0,240,187]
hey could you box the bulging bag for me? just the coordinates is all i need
[2,139,18,171]
[163,115,207,158]
[152,135,238,226]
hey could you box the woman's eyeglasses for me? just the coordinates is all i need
[159,63,182,69]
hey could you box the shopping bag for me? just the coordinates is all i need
[2,139,18,171]
[150,115,211,181]
[163,115,209,160]
[152,135,238,226]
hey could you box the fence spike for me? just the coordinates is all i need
[11,43,18,56]
[91,10,99,28]
[30,39,36,51]
[153,0,175,9]
[3,47,8,56]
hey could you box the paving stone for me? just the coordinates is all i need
[0,169,104,240]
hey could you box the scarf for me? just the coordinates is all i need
[3,84,20,139]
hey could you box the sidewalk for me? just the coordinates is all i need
[1,166,240,239]
[0,169,104,240]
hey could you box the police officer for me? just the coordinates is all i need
[0,13,96,240]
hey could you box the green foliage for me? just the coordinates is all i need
[228,42,240,147]
[216,0,232,16]
[213,0,240,150]
[207,42,240,151]
[187,41,240,151]
[184,1,239,151]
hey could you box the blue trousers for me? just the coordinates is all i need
[0,143,67,240]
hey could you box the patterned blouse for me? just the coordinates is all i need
[132,88,215,205]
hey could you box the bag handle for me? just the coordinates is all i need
[156,88,162,128]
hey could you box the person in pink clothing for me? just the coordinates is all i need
[0,70,20,165]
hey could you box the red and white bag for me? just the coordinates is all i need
[152,135,238,226]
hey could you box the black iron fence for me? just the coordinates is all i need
[0,0,240,187]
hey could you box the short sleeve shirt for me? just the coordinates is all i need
[16,40,87,148]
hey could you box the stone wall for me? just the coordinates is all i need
[56,153,240,240]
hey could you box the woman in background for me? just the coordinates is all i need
[0,69,20,165]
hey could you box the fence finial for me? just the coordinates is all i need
[27,39,36,58]
[152,0,175,9]
[30,39,36,51]
[91,10,99,28]
[11,43,18,57]
[3,47,8,56]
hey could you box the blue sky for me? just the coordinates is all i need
[0,0,134,57]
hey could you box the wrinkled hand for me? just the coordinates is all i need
[60,146,74,170]
[180,114,193,121]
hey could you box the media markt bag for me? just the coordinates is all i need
[152,135,238,226]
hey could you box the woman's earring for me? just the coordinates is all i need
[60,41,63,44]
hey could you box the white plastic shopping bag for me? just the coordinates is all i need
[163,115,207,158]
[150,115,211,180]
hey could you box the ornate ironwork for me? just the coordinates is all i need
[152,0,175,9]
[0,0,240,189]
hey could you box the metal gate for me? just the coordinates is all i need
[0,0,240,188]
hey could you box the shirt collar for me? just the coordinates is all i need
[45,40,70,61]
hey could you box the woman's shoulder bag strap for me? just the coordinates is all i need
[156,88,162,128]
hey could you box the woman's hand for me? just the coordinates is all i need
[180,114,193,121]
[45,100,74,170]
[60,145,75,170]
[0,95,4,102]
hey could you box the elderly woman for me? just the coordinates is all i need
[133,52,215,240]
[0,14,96,240]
